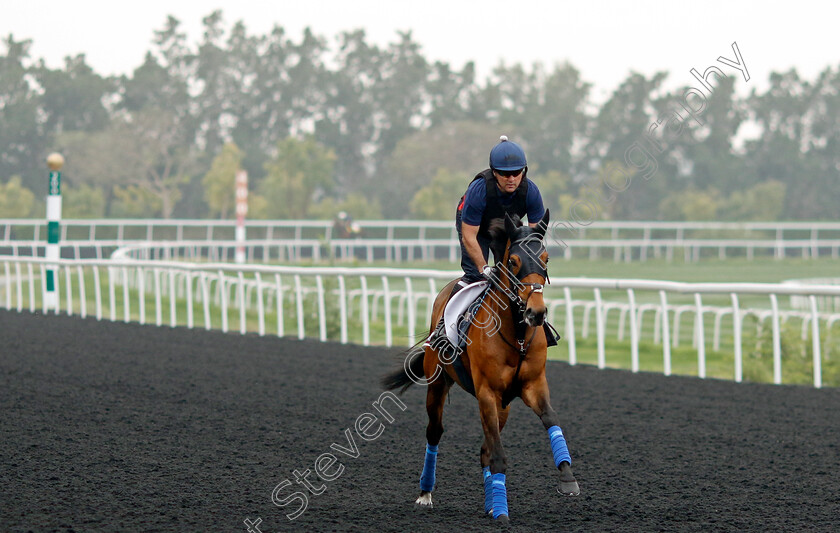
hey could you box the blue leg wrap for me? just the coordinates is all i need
[491,473,508,519]
[482,466,492,513]
[548,425,572,467]
[419,443,438,492]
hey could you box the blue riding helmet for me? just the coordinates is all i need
[489,135,527,171]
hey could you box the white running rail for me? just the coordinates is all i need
[4,219,840,262]
[2,254,838,388]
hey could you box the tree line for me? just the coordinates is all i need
[1,11,838,221]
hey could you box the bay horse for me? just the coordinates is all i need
[382,210,579,523]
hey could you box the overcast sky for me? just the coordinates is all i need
[3,0,838,101]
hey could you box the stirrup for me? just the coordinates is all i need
[423,318,447,348]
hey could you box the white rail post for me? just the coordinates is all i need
[64,265,72,316]
[294,274,305,340]
[316,275,327,342]
[769,294,782,384]
[200,271,211,330]
[659,290,672,376]
[2,262,9,310]
[137,267,145,325]
[404,277,415,346]
[564,287,576,366]
[154,268,162,326]
[185,270,194,329]
[594,288,605,368]
[77,266,86,318]
[168,269,176,327]
[382,276,392,347]
[255,273,265,336]
[338,275,348,344]
[361,276,370,346]
[694,293,706,378]
[108,266,116,321]
[731,294,742,383]
[15,262,22,312]
[93,265,101,320]
[808,295,822,388]
[627,289,639,373]
[274,274,284,337]
[219,270,228,333]
[238,271,247,335]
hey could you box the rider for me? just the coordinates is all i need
[425,135,557,349]
[455,135,546,294]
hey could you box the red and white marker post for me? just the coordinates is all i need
[235,170,248,264]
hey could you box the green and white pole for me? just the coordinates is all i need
[45,152,64,311]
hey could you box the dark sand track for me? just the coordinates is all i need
[1,310,839,532]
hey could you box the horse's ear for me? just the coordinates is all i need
[504,213,517,239]
[534,209,550,240]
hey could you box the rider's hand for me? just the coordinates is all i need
[482,265,496,280]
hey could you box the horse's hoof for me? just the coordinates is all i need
[557,480,580,496]
[414,492,433,508]
[495,514,510,524]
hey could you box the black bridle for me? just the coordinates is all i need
[499,234,549,313]
[482,232,549,355]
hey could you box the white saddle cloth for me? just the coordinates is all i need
[442,280,489,345]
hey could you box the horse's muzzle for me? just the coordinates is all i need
[524,308,546,327]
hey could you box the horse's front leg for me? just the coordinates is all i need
[477,388,510,522]
[415,373,450,508]
[480,405,509,516]
[521,378,580,496]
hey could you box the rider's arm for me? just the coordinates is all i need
[461,222,488,269]
[526,179,546,229]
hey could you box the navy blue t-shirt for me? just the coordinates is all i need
[461,177,545,226]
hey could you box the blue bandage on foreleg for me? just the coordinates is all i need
[491,473,508,519]
[548,425,572,467]
[419,443,438,492]
[483,466,492,513]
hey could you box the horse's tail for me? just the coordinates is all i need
[381,340,426,394]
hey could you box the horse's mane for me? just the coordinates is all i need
[487,215,520,263]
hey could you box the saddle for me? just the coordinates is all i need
[425,279,561,397]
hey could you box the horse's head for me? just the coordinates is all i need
[493,210,550,327]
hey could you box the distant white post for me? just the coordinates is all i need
[235,170,248,264]
[45,152,64,311]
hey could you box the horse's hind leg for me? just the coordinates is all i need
[414,375,451,508]
[480,406,509,516]
[521,378,581,496]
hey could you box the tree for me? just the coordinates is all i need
[373,31,430,157]
[63,184,105,218]
[259,136,335,218]
[375,121,504,218]
[409,168,467,220]
[582,71,669,219]
[744,69,821,218]
[111,185,162,218]
[0,176,35,217]
[0,35,47,196]
[202,142,243,219]
[308,193,382,220]
[720,180,786,221]
[57,109,196,218]
[493,62,591,175]
[33,54,114,135]
[315,30,380,193]
[658,188,720,221]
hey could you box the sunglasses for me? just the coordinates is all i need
[497,168,524,178]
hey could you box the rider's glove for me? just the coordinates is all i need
[482,265,496,280]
